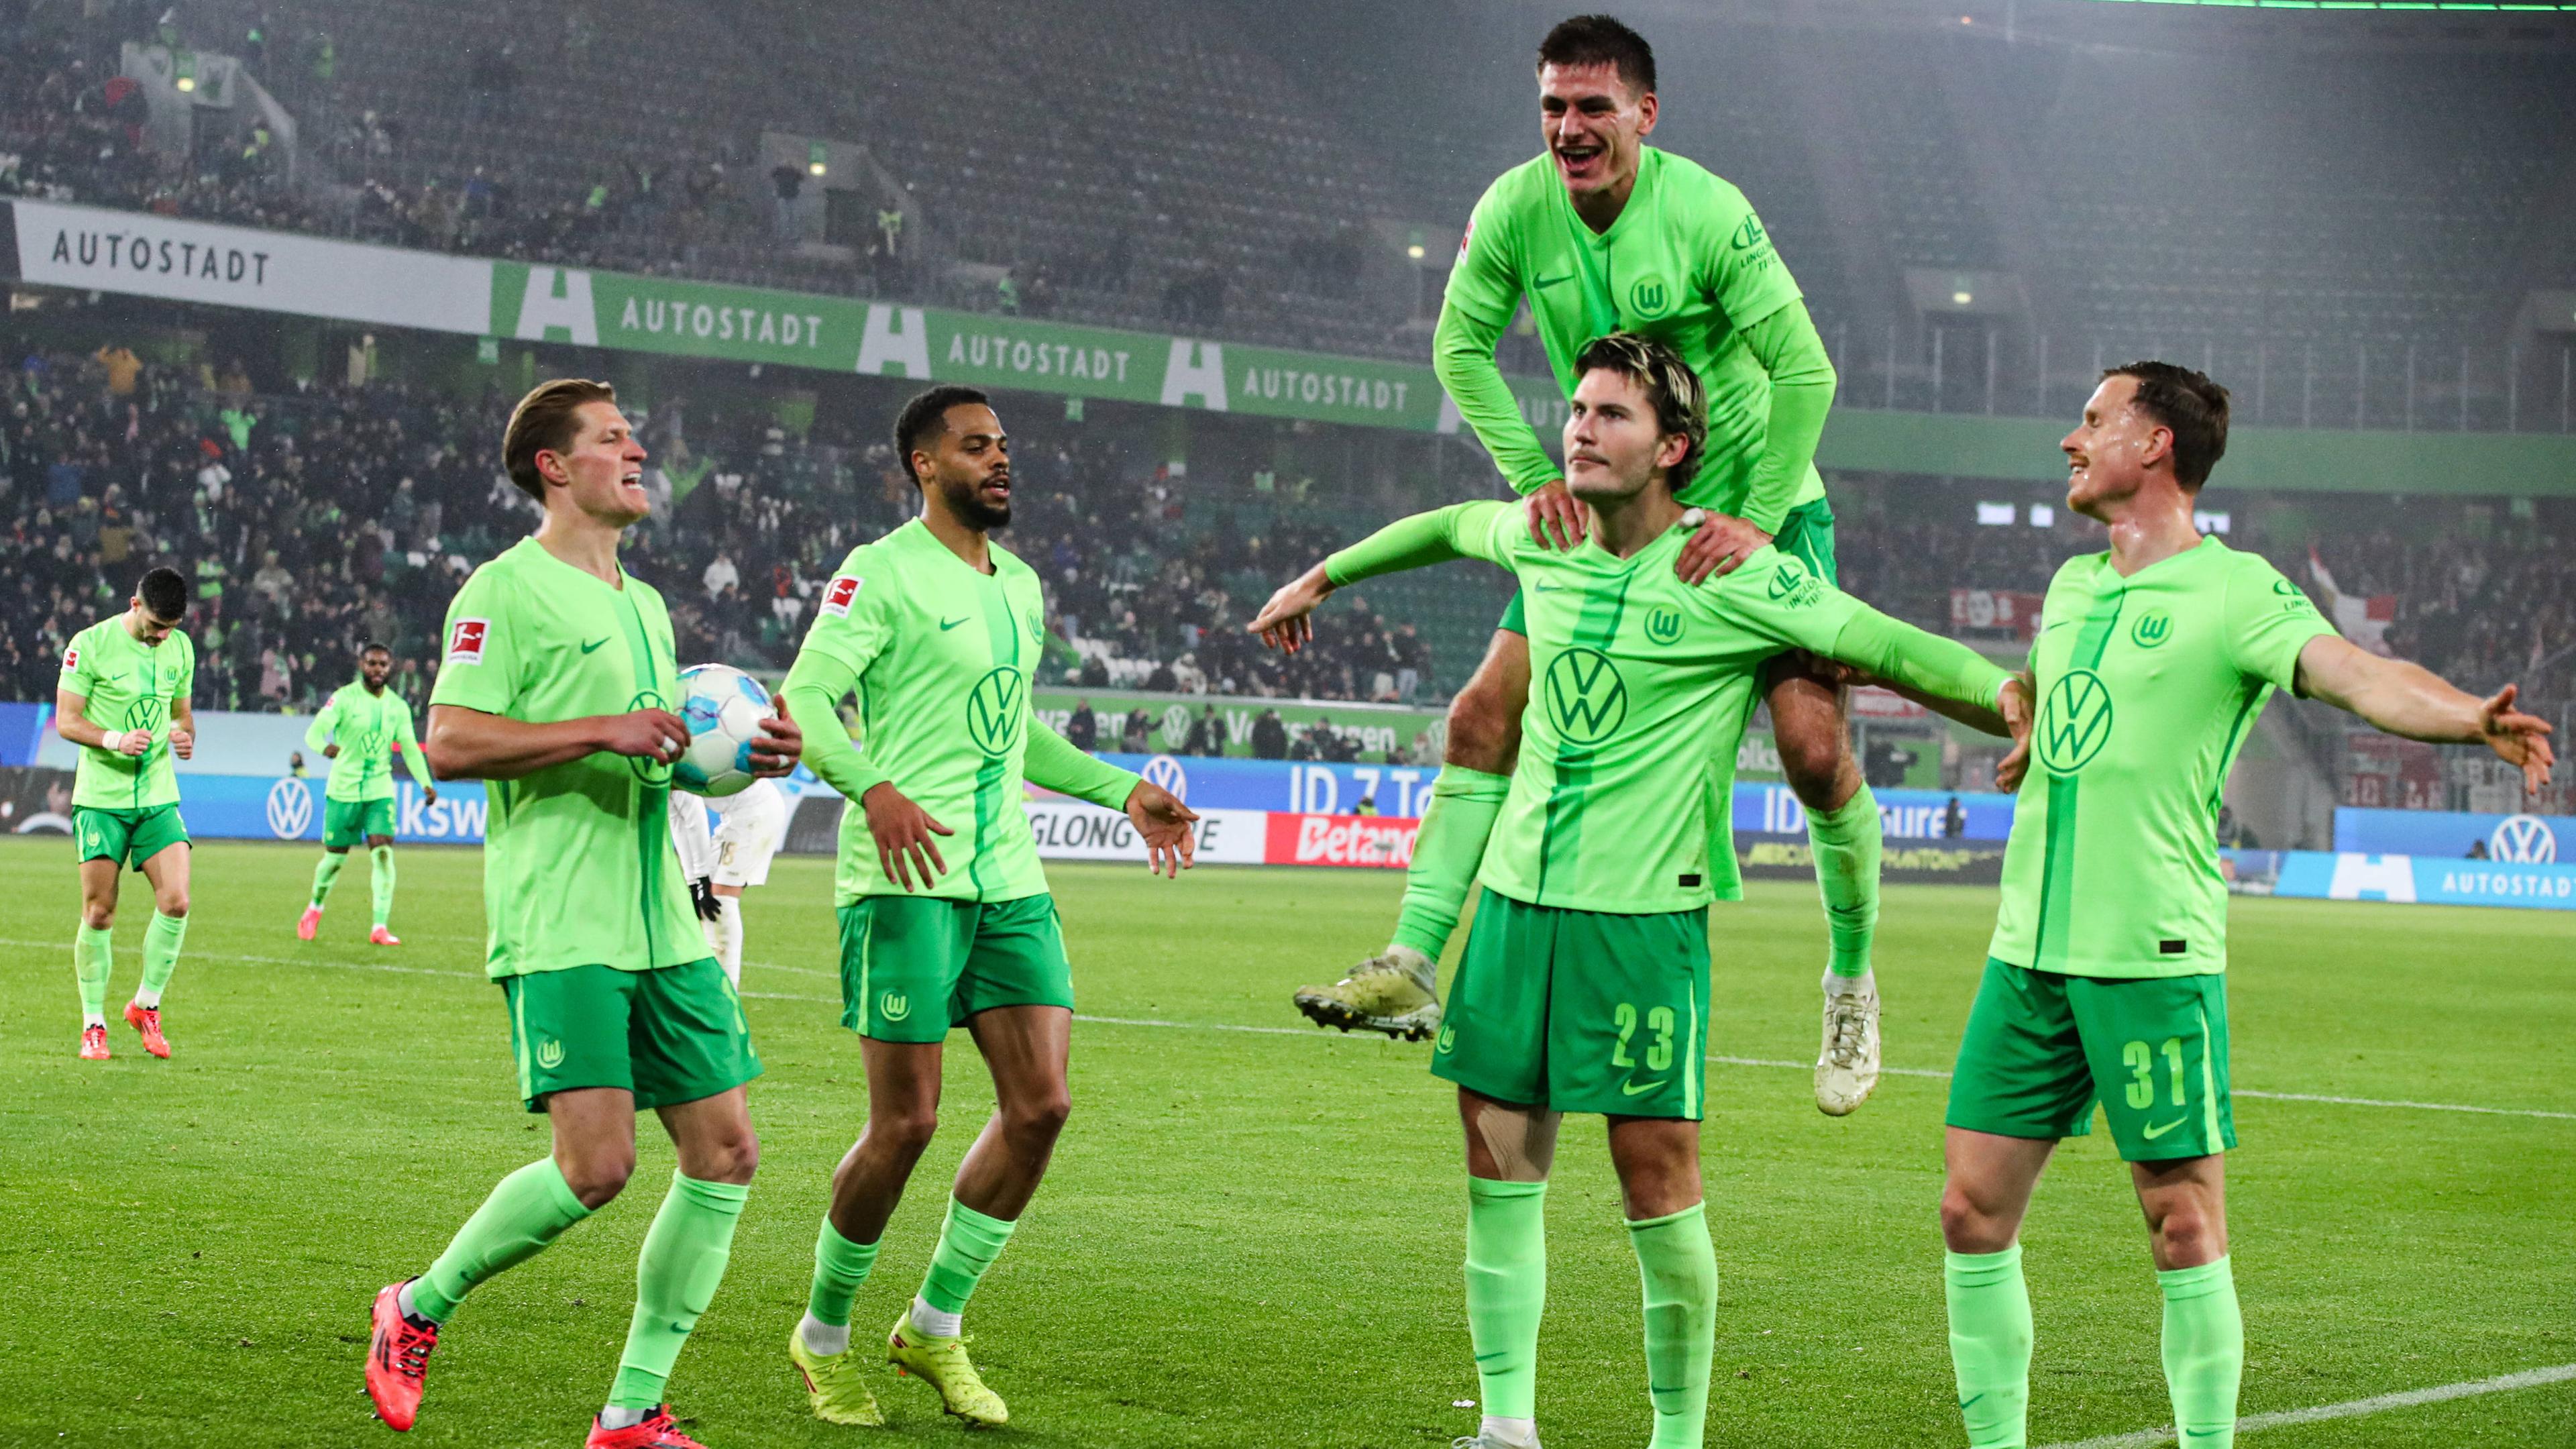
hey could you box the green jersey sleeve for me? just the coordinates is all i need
[59,628,101,698]
[781,555,901,803]
[1323,500,1517,587]
[173,635,195,710]
[304,694,339,752]
[394,697,432,787]
[1704,548,1865,655]
[1443,180,1523,327]
[1436,180,1561,497]
[2223,553,2339,694]
[1024,717,1140,810]
[429,569,523,714]
[1695,177,1803,335]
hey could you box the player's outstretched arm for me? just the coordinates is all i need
[422,703,688,782]
[1022,717,1195,877]
[2295,635,2557,796]
[1250,501,1510,653]
[1825,608,2019,729]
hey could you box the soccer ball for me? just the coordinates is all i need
[674,663,771,798]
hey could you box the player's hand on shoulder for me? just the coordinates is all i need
[861,781,951,891]
[1675,508,1771,586]
[1124,780,1200,879]
[749,696,802,777]
[599,706,690,764]
[1526,478,1586,552]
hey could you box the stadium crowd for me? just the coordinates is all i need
[0,346,1428,712]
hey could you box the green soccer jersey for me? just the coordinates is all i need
[306,681,432,802]
[1990,539,2339,979]
[429,537,704,980]
[1328,501,2008,914]
[1441,146,1829,525]
[784,519,1139,907]
[58,615,195,810]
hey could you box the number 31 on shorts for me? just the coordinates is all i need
[2123,1036,2188,1110]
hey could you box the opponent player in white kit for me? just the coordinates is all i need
[668,777,791,986]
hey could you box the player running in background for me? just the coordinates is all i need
[1295,15,1886,1116]
[54,565,197,1061]
[777,385,1197,1430]
[364,380,802,1449]
[666,775,790,986]
[1250,335,2029,1449]
[1938,364,2555,1449]
[299,642,435,945]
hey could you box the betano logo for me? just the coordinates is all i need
[1543,647,1628,745]
[966,667,1026,757]
[2038,669,2116,774]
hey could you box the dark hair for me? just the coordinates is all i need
[502,378,618,501]
[1537,14,1656,95]
[2104,360,2230,490]
[893,384,994,484]
[1574,332,1707,489]
[360,641,392,657]
[137,566,188,621]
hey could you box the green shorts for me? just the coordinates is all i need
[324,797,397,849]
[1496,496,1837,635]
[1945,957,2235,1162]
[1433,890,1709,1120]
[74,805,189,871]
[837,893,1074,1043]
[500,958,761,1113]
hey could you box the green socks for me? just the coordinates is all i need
[1807,786,1881,979]
[1464,1177,1548,1422]
[608,1173,750,1411]
[413,1157,594,1324]
[138,911,186,1007]
[310,851,346,908]
[917,1197,1018,1323]
[2159,1256,2243,1447]
[806,1218,883,1329]
[1390,765,1510,961]
[74,923,113,1023]
[370,845,396,928]
[1627,1203,1717,1449]
[1945,1246,2033,1449]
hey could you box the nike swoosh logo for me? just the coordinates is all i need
[2041,621,2072,633]
[940,616,970,631]
[1532,582,1566,593]
[2141,1118,2185,1139]
[579,637,610,654]
[1959,1393,1984,1411]
[1532,273,1573,289]
[1621,1079,1668,1097]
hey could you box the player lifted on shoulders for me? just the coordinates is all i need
[667,775,790,986]
[1293,16,1884,1115]
[299,641,435,945]
[1938,364,2554,1449]
[54,566,198,1061]
[777,385,1196,1430]
[363,380,802,1449]
[1252,335,2029,1449]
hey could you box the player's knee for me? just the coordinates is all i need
[871,1107,941,1159]
[560,1148,636,1209]
[2146,1199,2223,1263]
[81,904,115,930]
[1444,690,1515,773]
[155,891,189,918]
[1939,1181,2013,1254]
[1776,729,1852,805]
[696,1126,759,1185]
[1004,1089,1071,1146]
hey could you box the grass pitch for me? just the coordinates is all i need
[1,838,2569,1448]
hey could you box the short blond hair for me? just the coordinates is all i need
[502,378,617,501]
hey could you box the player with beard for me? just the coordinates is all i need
[777,385,1197,1428]
[299,642,435,944]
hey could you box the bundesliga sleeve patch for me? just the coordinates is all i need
[819,574,865,617]
[60,647,78,671]
[1455,219,1474,262]
[446,617,491,665]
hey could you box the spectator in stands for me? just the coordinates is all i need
[1182,704,1222,757]
[702,548,739,600]
[1120,708,1152,753]
[1251,708,1288,760]
[1065,698,1097,751]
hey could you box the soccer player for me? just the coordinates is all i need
[1937,364,2556,1449]
[363,380,802,1449]
[777,384,1197,1430]
[54,565,197,1061]
[1295,16,1885,1116]
[1250,335,2029,1449]
[299,642,435,945]
[666,775,790,985]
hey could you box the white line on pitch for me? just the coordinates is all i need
[10,939,2570,1122]
[2037,1361,2576,1449]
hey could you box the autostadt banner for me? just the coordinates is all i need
[1,198,1562,436]
[2228,849,2576,912]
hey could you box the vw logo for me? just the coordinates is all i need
[2037,668,2116,775]
[1159,704,1191,745]
[1543,647,1629,746]
[266,777,314,839]
[965,667,1026,758]
[2490,814,2558,864]
[1142,754,1189,802]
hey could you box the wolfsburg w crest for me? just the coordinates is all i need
[1543,647,1628,745]
[966,667,1026,758]
[2037,668,2115,774]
